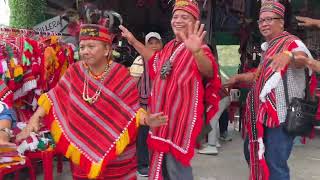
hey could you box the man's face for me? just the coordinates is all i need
[146,38,163,51]
[171,10,196,39]
[258,12,284,41]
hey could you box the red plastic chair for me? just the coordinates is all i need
[0,157,36,180]
[25,149,63,180]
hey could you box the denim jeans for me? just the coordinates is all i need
[264,125,295,180]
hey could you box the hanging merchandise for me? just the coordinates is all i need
[0,27,75,121]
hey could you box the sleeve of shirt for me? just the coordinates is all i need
[148,51,160,80]
[288,40,313,58]
[0,104,17,127]
[202,45,216,71]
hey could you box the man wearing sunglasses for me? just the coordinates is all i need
[225,1,313,180]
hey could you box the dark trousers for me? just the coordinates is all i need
[162,153,193,180]
[243,135,250,165]
[219,110,229,134]
[137,125,149,169]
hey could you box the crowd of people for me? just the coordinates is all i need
[1,0,320,179]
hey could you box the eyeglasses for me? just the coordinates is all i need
[257,17,282,25]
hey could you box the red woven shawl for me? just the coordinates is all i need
[147,40,216,165]
[47,62,139,163]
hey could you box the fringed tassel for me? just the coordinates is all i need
[50,120,62,143]
[115,111,141,155]
[116,130,130,155]
[88,161,103,179]
[256,121,269,180]
[66,144,81,165]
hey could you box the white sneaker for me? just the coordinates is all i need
[198,145,218,155]
[216,141,221,148]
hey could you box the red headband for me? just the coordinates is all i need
[79,24,113,43]
[173,0,200,20]
[260,1,285,18]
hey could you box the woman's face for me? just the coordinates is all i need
[79,40,111,66]
[171,10,196,40]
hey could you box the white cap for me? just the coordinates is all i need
[145,32,162,44]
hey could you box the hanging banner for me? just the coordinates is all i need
[33,16,68,33]
[33,16,77,45]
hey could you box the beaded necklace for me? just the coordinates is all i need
[82,61,111,104]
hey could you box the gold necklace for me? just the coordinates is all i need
[82,63,111,104]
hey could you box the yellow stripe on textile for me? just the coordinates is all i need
[115,130,130,155]
[65,144,81,165]
[88,161,103,179]
[38,94,52,114]
[136,108,147,127]
[115,108,146,155]
[50,120,62,143]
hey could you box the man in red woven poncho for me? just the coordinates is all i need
[120,0,221,179]
[225,1,313,180]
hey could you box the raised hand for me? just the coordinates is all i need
[177,21,207,53]
[119,25,136,45]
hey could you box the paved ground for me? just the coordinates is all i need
[6,126,320,180]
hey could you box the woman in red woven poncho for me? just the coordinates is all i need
[16,23,167,180]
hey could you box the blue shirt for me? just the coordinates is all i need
[0,104,17,127]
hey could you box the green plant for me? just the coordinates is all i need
[9,0,47,28]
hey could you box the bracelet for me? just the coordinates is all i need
[283,51,295,61]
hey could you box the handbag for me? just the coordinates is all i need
[283,69,318,136]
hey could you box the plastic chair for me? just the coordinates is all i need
[0,157,36,180]
[25,149,63,180]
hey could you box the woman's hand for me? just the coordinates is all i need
[16,116,41,142]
